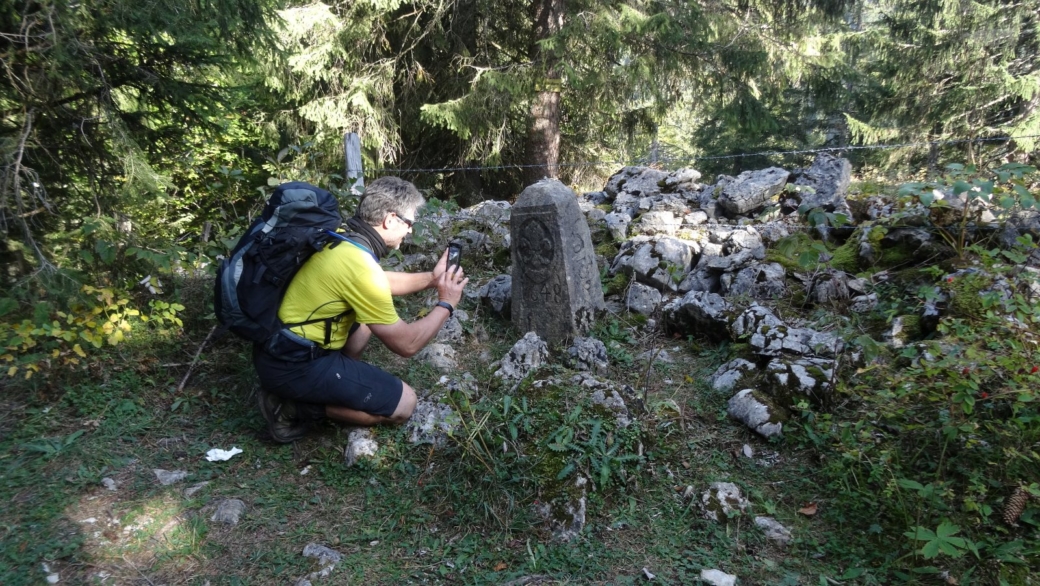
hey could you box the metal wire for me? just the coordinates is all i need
[368,134,1040,175]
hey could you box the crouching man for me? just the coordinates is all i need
[253,176,468,442]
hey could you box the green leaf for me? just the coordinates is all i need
[919,191,935,206]
[953,181,972,195]
[905,527,936,541]
[921,540,941,559]
[897,478,925,491]
[556,461,576,480]
[0,298,17,318]
[935,522,960,538]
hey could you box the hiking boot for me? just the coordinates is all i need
[257,387,309,443]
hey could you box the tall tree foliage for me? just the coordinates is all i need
[846,0,1040,165]
[0,0,274,282]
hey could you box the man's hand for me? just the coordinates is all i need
[435,263,468,307]
[430,247,450,284]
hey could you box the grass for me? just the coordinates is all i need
[0,297,863,585]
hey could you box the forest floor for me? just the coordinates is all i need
[0,284,860,586]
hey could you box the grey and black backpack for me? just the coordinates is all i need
[214,182,349,353]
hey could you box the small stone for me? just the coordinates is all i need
[210,499,246,525]
[101,477,117,491]
[742,444,753,458]
[642,567,656,580]
[754,516,794,546]
[302,543,343,566]
[406,399,458,446]
[701,482,749,523]
[183,481,210,497]
[344,429,379,467]
[153,469,188,486]
[700,568,737,586]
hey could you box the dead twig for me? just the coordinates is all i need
[175,325,219,394]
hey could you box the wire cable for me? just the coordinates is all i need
[368,134,1040,175]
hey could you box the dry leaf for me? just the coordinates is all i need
[798,502,818,516]
[494,562,507,571]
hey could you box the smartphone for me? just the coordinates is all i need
[446,243,462,272]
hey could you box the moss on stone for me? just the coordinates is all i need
[829,238,861,273]
[595,241,620,258]
[944,271,991,319]
[603,272,630,296]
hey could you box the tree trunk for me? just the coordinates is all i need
[522,0,564,188]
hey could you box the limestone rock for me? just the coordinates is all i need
[184,482,210,497]
[589,388,632,428]
[633,210,682,236]
[535,476,588,541]
[343,428,379,467]
[626,282,662,315]
[728,389,785,438]
[610,236,698,292]
[661,291,735,341]
[663,167,703,191]
[850,293,879,313]
[495,332,549,380]
[700,569,738,586]
[302,543,343,565]
[210,499,246,525]
[717,167,790,215]
[678,267,720,294]
[415,343,457,372]
[604,212,631,241]
[684,209,710,226]
[479,274,512,318]
[613,167,669,198]
[730,303,784,340]
[701,481,750,523]
[459,200,511,224]
[726,262,786,299]
[565,337,609,375]
[434,315,465,343]
[754,516,794,546]
[153,469,188,486]
[748,323,844,358]
[406,399,457,446]
[710,358,758,393]
[793,154,852,213]
[605,166,644,197]
[765,357,836,407]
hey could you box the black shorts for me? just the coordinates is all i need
[252,345,404,419]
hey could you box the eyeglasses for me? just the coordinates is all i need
[395,212,414,229]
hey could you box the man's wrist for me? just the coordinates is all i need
[435,300,454,318]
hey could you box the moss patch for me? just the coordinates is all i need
[944,271,991,319]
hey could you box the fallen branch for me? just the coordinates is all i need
[175,325,219,394]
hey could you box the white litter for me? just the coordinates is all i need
[205,447,243,462]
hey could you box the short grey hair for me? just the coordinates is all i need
[356,177,425,226]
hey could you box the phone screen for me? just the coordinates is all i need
[447,245,462,271]
[445,243,461,270]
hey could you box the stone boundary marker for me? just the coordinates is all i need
[511,179,604,342]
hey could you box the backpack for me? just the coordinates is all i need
[214,182,346,348]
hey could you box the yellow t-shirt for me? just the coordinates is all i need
[278,241,399,349]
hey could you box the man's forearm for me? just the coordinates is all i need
[385,270,434,295]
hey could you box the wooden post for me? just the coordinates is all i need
[344,132,364,195]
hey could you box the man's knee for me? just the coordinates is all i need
[388,383,417,424]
